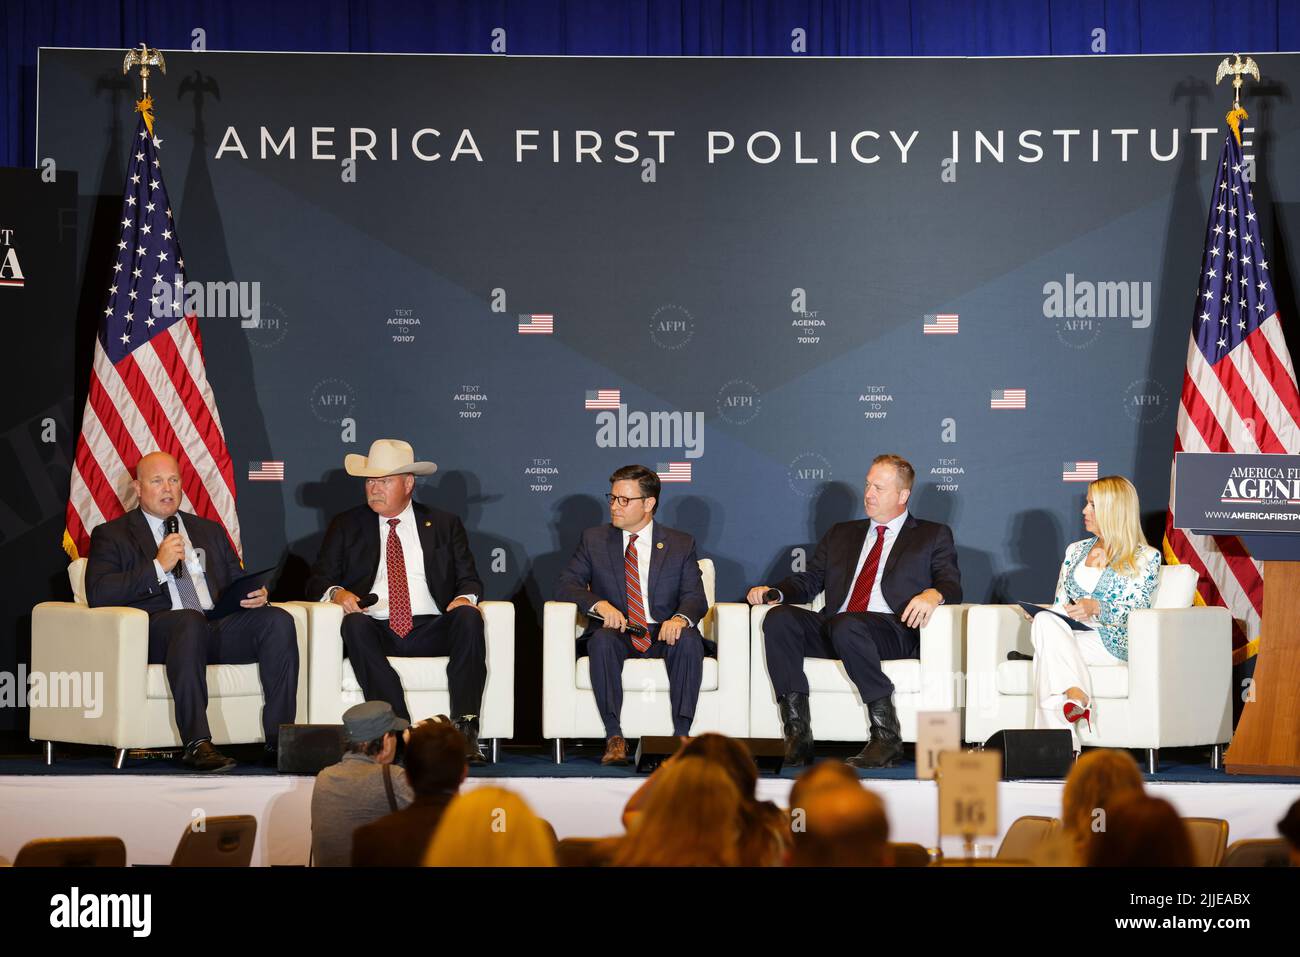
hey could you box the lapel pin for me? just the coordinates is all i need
[656,542,664,550]
[424,521,431,527]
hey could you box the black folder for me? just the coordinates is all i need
[206,566,280,620]
[1014,600,1094,632]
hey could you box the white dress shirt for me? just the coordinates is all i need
[322,502,477,617]
[835,510,910,615]
[144,510,215,611]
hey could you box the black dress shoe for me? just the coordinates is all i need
[179,740,237,773]
[846,695,904,769]
[452,715,487,764]
[777,692,816,766]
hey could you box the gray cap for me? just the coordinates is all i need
[342,700,409,743]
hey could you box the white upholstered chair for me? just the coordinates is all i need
[29,558,308,767]
[749,597,970,744]
[962,564,1232,771]
[294,599,514,760]
[542,559,749,760]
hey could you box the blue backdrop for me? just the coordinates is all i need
[8,0,1300,170]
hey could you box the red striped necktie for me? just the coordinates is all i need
[624,533,651,652]
[846,525,888,613]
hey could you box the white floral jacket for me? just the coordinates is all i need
[1051,537,1161,661]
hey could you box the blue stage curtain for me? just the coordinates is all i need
[4,0,1299,169]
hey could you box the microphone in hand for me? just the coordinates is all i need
[357,593,379,609]
[163,515,184,578]
[763,588,781,603]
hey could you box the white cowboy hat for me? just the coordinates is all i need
[344,439,437,478]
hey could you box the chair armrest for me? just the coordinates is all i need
[286,600,344,724]
[479,601,515,739]
[919,603,970,711]
[29,602,151,746]
[269,602,310,723]
[964,605,1031,724]
[542,601,580,739]
[713,601,751,687]
[1126,606,1233,746]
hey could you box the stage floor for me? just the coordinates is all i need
[2,746,1297,865]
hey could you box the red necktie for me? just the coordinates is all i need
[624,534,651,652]
[386,518,413,638]
[846,526,888,613]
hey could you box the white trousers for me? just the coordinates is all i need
[1030,612,1121,748]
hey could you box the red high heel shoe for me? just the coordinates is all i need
[1063,700,1092,733]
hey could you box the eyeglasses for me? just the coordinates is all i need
[365,476,402,487]
[605,494,649,507]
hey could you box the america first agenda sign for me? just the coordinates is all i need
[34,50,1300,619]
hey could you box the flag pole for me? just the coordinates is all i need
[122,43,166,136]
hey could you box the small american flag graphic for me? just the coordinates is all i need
[656,462,692,483]
[517,313,553,334]
[923,313,959,335]
[248,461,285,482]
[990,388,1027,410]
[584,389,621,410]
[1062,461,1099,482]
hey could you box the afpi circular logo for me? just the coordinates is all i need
[788,452,833,499]
[310,378,357,425]
[716,379,762,425]
[649,304,696,350]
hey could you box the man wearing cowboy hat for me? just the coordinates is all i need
[306,439,488,761]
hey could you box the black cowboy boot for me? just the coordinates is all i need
[847,695,903,769]
[777,692,816,766]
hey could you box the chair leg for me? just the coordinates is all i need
[490,738,500,763]
[553,739,564,765]
[1211,744,1223,770]
[113,748,128,770]
[43,741,53,766]
[1147,748,1159,774]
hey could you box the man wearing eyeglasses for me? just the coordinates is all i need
[556,464,709,765]
[306,439,488,762]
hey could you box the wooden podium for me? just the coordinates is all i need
[1225,559,1300,776]
[1173,452,1300,777]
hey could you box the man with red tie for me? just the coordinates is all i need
[557,465,709,765]
[748,454,962,769]
[306,439,487,762]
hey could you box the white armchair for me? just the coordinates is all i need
[542,559,749,760]
[29,559,308,767]
[749,598,970,744]
[962,564,1233,771]
[295,600,514,759]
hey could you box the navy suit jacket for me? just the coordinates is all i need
[556,522,708,639]
[305,502,483,608]
[86,508,244,613]
[773,513,962,631]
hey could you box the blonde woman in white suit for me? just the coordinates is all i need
[1030,475,1161,750]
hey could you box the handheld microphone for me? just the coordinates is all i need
[626,622,648,638]
[357,593,379,609]
[163,515,184,578]
[763,588,781,603]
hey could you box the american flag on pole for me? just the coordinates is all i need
[1062,461,1099,482]
[923,313,959,335]
[62,105,241,560]
[517,313,553,334]
[247,461,285,482]
[584,389,621,410]
[656,462,692,483]
[1164,118,1300,665]
[990,389,1026,409]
